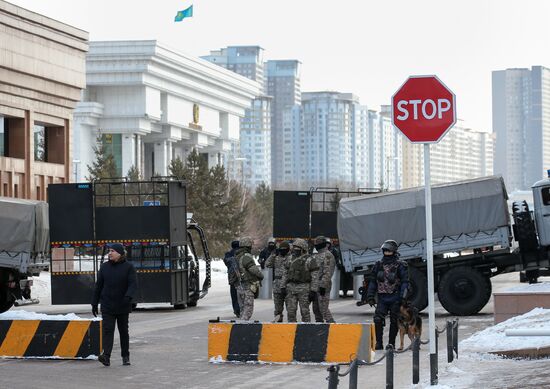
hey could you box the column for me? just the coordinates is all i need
[153,140,167,176]
[121,134,135,177]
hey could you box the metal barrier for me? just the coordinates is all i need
[326,319,459,389]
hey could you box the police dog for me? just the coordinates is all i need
[398,300,422,350]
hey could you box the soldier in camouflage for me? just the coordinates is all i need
[265,241,291,322]
[366,240,409,350]
[312,236,336,323]
[281,238,319,322]
[235,237,264,321]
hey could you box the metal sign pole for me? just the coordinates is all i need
[424,143,437,385]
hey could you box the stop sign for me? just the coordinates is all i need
[391,75,456,143]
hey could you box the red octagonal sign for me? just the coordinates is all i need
[392,75,456,143]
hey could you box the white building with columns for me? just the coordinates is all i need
[73,40,261,181]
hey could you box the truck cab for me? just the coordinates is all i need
[532,177,550,247]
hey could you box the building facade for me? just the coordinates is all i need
[267,60,301,188]
[401,121,494,188]
[73,41,261,181]
[0,0,88,199]
[202,46,271,189]
[492,66,550,191]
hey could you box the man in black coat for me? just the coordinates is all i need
[92,243,137,367]
[223,240,240,317]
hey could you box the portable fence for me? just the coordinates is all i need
[326,318,459,389]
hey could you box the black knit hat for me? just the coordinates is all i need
[109,243,125,256]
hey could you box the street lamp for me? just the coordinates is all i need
[234,157,247,188]
[72,159,81,183]
[385,156,399,191]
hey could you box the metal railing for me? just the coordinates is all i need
[326,319,459,389]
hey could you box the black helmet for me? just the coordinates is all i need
[381,240,398,253]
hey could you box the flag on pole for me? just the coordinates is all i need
[175,5,193,22]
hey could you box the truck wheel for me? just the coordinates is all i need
[438,267,491,315]
[408,267,428,311]
[0,289,14,313]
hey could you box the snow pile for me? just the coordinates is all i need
[504,282,550,293]
[30,271,51,300]
[460,308,550,352]
[0,310,100,321]
[200,259,228,282]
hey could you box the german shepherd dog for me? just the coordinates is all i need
[398,301,422,350]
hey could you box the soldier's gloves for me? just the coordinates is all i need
[367,296,376,307]
[280,288,287,297]
[308,291,317,302]
[319,287,326,296]
[92,305,98,317]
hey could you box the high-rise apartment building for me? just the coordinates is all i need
[267,60,301,188]
[401,121,494,188]
[281,92,397,190]
[493,66,550,191]
[368,106,403,190]
[203,46,271,188]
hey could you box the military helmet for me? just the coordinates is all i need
[325,237,333,246]
[268,237,276,244]
[314,235,327,245]
[239,236,253,248]
[279,241,290,250]
[381,240,398,252]
[292,238,308,252]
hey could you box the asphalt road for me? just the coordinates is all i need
[0,272,546,389]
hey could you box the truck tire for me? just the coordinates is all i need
[438,267,491,315]
[0,289,14,313]
[408,267,428,312]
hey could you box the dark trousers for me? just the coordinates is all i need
[230,284,240,316]
[374,294,400,346]
[102,312,130,358]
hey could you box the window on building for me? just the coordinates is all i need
[102,134,122,176]
[0,116,6,157]
[34,125,46,162]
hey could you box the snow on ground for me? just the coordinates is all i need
[417,309,550,388]
[460,308,550,352]
[504,282,550,293]
[0,309,99,321]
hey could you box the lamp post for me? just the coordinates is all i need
[234,157,247,188]
[385,156,399,191]
[72,159,81,183]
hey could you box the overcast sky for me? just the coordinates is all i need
[9,0,550,132]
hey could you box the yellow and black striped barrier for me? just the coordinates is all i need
[0,319,101,359]
[208,322,374,364]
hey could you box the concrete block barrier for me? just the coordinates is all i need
[208,322,374,364]
[0,319,101,359]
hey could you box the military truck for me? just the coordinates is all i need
[338,176,550,315]
[0,197,49,313]
[47,179,211,310]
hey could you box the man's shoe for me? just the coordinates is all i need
[98,354,110,366]
[375,342,383,351]
[122,356,131,366]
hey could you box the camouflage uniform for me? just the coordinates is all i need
[312,236,336,323]
[282,239,319,322]
[236,237,264,321]
[265,241,291,322]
